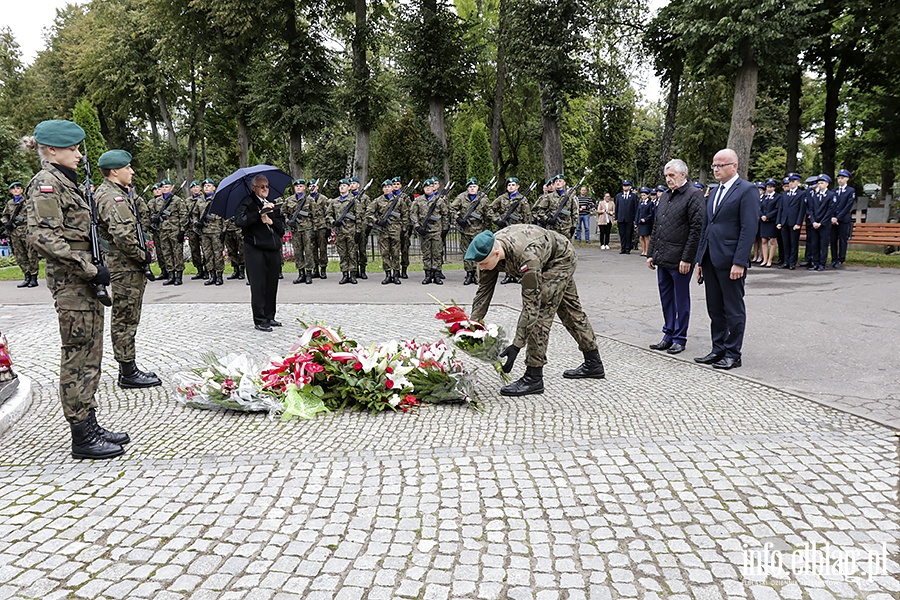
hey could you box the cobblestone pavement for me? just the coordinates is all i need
[0,303,897,599]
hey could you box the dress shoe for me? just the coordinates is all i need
[694,351,724,364]
[815,265,825,271]
[649,339,672,351]
[779,264,791,269]
[268,319,282,327]
[666,343,685,355]
[712,357,741,370]
[833,262,844,269]
[255,323,273,332]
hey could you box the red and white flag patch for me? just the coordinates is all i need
[39,185,54,193]
[114,196,125,202]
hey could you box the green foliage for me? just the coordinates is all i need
[0,119,32,189]
[370,110,429,184]
[466,121,492,184]
[749,146,787,182]
[586,95,635,196]
[72,98,108,182]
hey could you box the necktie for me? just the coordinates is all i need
[713,185,724,213]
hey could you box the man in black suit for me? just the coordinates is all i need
[694,149,760,370]
[777,173,805,269]
[830,169,855,269]
[234,175,286,332]
[615,180,638,254]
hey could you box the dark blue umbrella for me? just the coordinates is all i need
[209,165,292,219]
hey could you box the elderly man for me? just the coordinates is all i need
[647,159,705,355]
[694,149,760,370]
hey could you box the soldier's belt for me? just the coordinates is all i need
[67,241,91,251]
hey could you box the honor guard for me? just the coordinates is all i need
[490,177,533,284]
[349,176,371,279]
[284,179,319,284]
[450,177,493,285]
[330,178,362,284]
[186,180,207,281]
[411,178,450,285]
[310,179,331,279]
[149,178,187,285]
[394,177,413,279]
[370,179,409,284]
[197,178,225,285]
[4,181,41,287]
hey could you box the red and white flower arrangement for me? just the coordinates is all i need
[432,297,510,381]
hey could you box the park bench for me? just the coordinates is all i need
[798,222,900,247]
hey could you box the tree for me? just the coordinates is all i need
[370,110,430,184]
[72,98,108,181]
[466,121,492,184]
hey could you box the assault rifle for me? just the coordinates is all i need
[148,179,186,231]
[286,193,310,229]
[456,176,497,228]
[416,181,455,236]
[333,178,372,230]
[3,200,25,233]
[543,175,585,227]
[374,179,415,231]
[82,144,112,307]
[495,181,538,229]
[128,187,155,281]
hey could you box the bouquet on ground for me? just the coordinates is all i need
[175,353,283,414]
[432,296,511,381]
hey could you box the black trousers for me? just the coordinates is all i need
[807,223,831,266]
[244,243,280,325]
[597,223,612,246]
[830,222,851,263]
[701,255,747,360]
[618,221,634,253]
[781,226,801,267]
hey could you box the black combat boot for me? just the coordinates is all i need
[87,408,130,446]
[349,270,358,284]
[320,266,327,279]
[463,271,474,285]
[70,416,124,460]
[118,360,162,389]
[563,349,606,379]
[436,269,445,280]
[422,269,433,285]
[294,271,304,284]
[191,268,206,280]
[204,271,217,285]
[173,271,183,286]
[162,271,177,285]
[215,272,224,286]
[433,271,443,285]
[237,265,245,279]
[500,366,544,397]
[339,271,351,284]
[358,265,367,279]
[28,274,39,287]
[159,269,170,282]
[227,266,240,280]
[500,273,514,284]
[305,270,313,284]
[400,266,408,279]
[393,270,402,285]
[17,275,30,288]
[382,271,393,284]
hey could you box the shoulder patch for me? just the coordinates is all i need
[519,264,529,273]
[114,196,126,202]
[40,185,54,193]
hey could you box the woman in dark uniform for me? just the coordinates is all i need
[759,179,781,267]
[636,187,656,257]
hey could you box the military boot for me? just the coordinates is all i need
[215,272,224,286]
[349,270,358,284]
[162,271,177,285]
[204,271,217,285]
[191,269,207,280]
[422,269,433,285]
[159,269,170,282]
[293,271,304,284]
[227,267,240,280]
[382,271,393,285]
[393,270,402,285]
[305,270,313,284]
[17,275,30,288]
[70,416,124,460]
[463,271,475,285]
[339,271,351,285]
[500,366,544,397]
[400,266,408,279]
[173,271,183,286]
[358,265,368,279]
[87,408,130,446]
[436,269,446,280]
[562,349,606,379]
[320,266,327,279]
[118,360,163,389]
[433,270,444,285]
[237,265,245,279]
[28,274,39,287]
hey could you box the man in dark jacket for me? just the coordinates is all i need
[234,175,285,331]
[615,180,638,254]
[647,159,704,355]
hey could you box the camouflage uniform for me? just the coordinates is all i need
[312,191,331,277]
[398,191,413,274]
[410,191,449,274]
[450,191,493,275]
[353,190,372,277]
[491,192,533,229]
[330,194,363,275]
[185,193,206,276]
[3,194,41,279]
[223,218,244,278]
[370,190,409,276]
[197,194,225,280]
[151,192,186,274]
[283,192,318,277]
[25,161,104,422]
[534,190,578,238]
[471,224,598,368]
[94,179,149,364]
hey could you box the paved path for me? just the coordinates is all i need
[0,296,897,598]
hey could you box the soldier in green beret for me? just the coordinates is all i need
[149,178,187,285]
[147,183,169,281]
[283,178,318,284]
[197,178,225,285]
[23,120,129,459]
[370,179,409,284]
[309,179,330,279]
[223,209,245,281]
[393,177,413,279]
[95,149,162,390]
[490,177,532,284]
[466,224,606,396]
[330,179,361,284]
[349,176,371,280]
[450,177,493,285]
[185,180,207,281]
[410,178,450,285]
[4,181,41,287]
[534,174,578,238]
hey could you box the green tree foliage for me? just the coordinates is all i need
[466,121,491,184]
[750,146,787,182]
[370,110,429,185]
[72,98,108,181]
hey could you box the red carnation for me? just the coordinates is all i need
[353,362,363,371]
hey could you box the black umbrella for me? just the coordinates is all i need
[209,164,292,219]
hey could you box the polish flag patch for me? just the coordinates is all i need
[40,185,54,193]
[114,196,125,202]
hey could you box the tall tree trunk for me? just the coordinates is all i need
[726,41,758,179]
[539,83,563,179]
[157,90,184,184]
[785,67,802,174]
[146,102,164,181]
[351,0,370,183]
[284,0,303,178]
[289,124,303,177]
[236,116,250,168]
[657,69,681,185]
[822,55,847,180]
[354,128,370,183]
[428,97,449,181]
[698,143,708,185]
[880,158,894,214]
[490,0,508,176]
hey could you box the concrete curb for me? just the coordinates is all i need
[0,375,33,436]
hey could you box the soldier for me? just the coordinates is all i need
[197,178,225,285]
[185,180,207,281]
[491,177,533,284]
[466,225,605,397]
[94,150,161,389]
[4,181,41,287]
[223,216,245,280]
[283,178,318,284]
[370,179,408,284]
[150,178,187,285]
[411,178,449,285]
[309,179,330,279]
[349,176,371,280]
[450,177,493,285]
[24,119,129,459]
[147,183,168,281]
[543,174,579,239]
[394,177,413,279]
[330,178,361,284]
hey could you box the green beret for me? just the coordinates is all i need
[464,230,495,262]
[151,183,161,190]
[506,177,519,185]
[425,177,438,186]
[161,179,172,185]
[555,173,565,181]
[190,180,201,187]
[466,177,478,186]
[546,178,554,186]
[97,149,133,169]
[8,182,23,190]
[33,120,85,148]
[391,177,401,183]
[292,179,307,186]
[308,179,318,186]
[349,176,360,183]
[382,179,393,187]
[339,178,350,186]
[202,178,216,185]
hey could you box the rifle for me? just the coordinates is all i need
[333,195,358,229]
[416,181,455,235]
[375,179,415,231]
[544,175,586,226]
[495,182,538,228]
[285,193,310,229]
[82,145,112,307]
[4,200,25,234]
[128,187,155,281]
[149,186,180,231]
[456,176,498,227]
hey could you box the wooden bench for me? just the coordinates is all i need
[798,222,900,246]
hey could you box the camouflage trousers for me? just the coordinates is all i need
[201,232,225,273]
[290,229,315,272]
[356,230,370,269]
[459,230,476,273]
[523,256,597,368]
[335,231,357,272]
[378,231,401,271]
[400,228,412,268]
[47,258,102,422]
[420,232,443,270]
[110,270,146,363]
[159,230,185,271]
[152,232,169,272]
[187,230,203,271]
[314,228,330,269]
[224,229,244,269]
[10,230,40,275]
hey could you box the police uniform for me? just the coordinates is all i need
[4,182,41,287]
[830,169,855,268]
[330,179,362,284]
[615,181,639,254]
[185,181,206,280]
[410,178,450,285]
[310,180,330,279]
[197,178,225,284]
[777,174,805,269]
[449,177,493,284]
[25,120,128,460]
[370,179,409,284]
[467,225,605,397]
[805,174,835,271]
[283,179,318,284]
[94,149,161,390]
